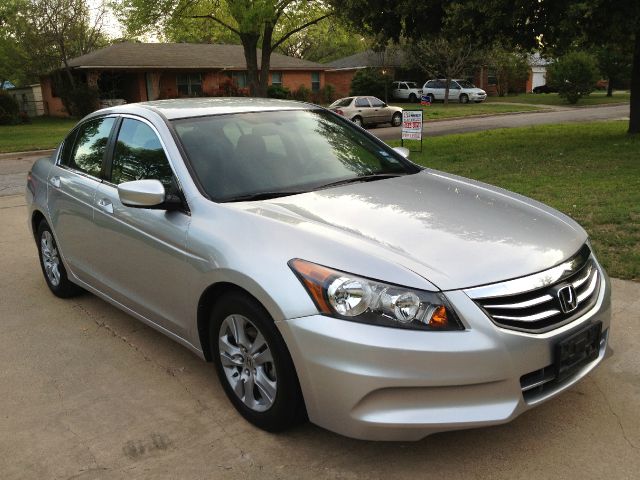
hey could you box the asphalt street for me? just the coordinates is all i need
[372,103,630,140]
[0,191,639,479]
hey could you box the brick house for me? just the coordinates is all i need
[325,49,496,98]
[41,42,327,117]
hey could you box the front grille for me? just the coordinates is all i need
[466,245,601,333]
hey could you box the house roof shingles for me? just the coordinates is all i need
[326,49,406,70]
[67,42,325,70]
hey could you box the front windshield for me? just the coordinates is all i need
[406,82,418,88]
[172,110,417,202]
[456,80,475,88]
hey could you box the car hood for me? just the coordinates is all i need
[464,87,486,94]
[237,171,587,290]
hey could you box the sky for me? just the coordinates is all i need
[87,0,124,39]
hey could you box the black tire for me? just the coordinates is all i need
[210,291,305,432]
[459,93,469,104]
[352,115,363,127]
[36,220,82,298]
[408,93,417,103]
[426,93,435,104]
[391,112,402,127]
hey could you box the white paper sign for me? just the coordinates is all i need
[401,110,423,140]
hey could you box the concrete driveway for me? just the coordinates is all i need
[1,193,639,480]
[372,103,630,140]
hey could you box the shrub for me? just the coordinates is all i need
[0,93,20,125]
[267,84,290,99]
[349,68,392,101]
[320,83,336,104]
[292,84,311,102]
[547,52,600,104]
[61,84,100,117]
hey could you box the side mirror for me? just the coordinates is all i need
[393,146,410,158]
[118,179,166,208]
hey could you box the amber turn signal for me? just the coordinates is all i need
[428,305,449,329]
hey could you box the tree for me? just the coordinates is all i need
[490,47,529,96]
[408,37,484,104]
[119,0,332,97]
[332,0,640,134]
[0,0,109,86]
[276,15,365,63]
[547,51,599,104]
[596,44,632,97]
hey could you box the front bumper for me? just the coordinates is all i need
[276,268,611,441]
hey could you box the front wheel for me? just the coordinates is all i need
[210,291,305,432]
[459,94,469,104]
[352,116,363,127]
[408,93,417,103]
[426,93,435,103]
[391,112,402,127]
[36,220,82,298]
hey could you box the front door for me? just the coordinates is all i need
[47,116,116,284]
[91,117,192,337]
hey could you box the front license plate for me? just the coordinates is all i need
[555,322,602,382]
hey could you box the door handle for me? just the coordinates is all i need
[49,176,61,188]
[97,198,114,214]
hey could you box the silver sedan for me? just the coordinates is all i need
[26,98,611,441]
[328,96,403,127]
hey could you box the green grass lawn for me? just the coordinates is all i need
[487,91,630,106]
[391,121,640,280]
[0,116,76,153]
[391,102,543,120]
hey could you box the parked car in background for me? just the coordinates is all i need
[422,79,487,103]
[328,96,403,127]
[532,84,558,94]
[27,98,611,441]
[391,81,423,102]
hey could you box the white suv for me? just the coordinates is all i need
[422,79,487,103]
[391,81,423,102]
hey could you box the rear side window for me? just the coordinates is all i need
[355,97,370,107]
[62,117,115,177]
[111,118,174,187]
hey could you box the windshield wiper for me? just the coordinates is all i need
[315,173,407,191]
[221,190,308,202]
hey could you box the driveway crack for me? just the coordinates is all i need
[592,378,638,450]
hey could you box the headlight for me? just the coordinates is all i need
[289,259,463,331]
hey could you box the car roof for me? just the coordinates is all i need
[96,97,320,120]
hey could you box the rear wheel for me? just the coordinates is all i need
[210,291,305,432]
[36,220,82,298]
[459,94,469,104]
[352,116,363,127]
[391,112,402,127]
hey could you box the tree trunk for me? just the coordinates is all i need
[606,78,613,97]
[240,33,260,97]
[629,30,640,134]
[444,77,451,106]
[259,24,274,98]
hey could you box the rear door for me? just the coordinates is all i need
[91,116,192,337]
[368,96,388,123]
[353,97,372,123]
[47,116,116,284]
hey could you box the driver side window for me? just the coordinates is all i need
[111,118,174,188]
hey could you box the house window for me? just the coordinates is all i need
[487,68,498,86]
[177,73,203,96]
[228,71,248,88]
[311,72,320,92]
[271,72,282,86]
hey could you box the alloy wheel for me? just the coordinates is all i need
[218,314,277,412]
[41,230,61,287]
